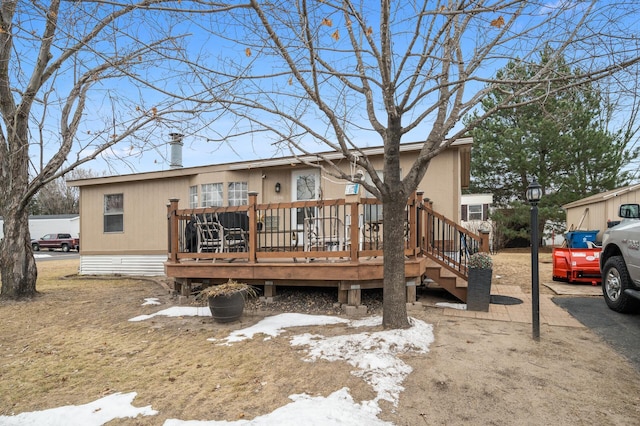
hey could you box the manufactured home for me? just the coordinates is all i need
[70,138,490,306]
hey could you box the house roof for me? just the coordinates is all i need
[562,183,640,209]
[68,138,472,187]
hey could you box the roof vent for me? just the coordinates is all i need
[169,133,184,169]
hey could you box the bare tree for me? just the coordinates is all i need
[193,1,640,328]
[601,66,640,180]
[0,1,249,298]
[30,169,101,215]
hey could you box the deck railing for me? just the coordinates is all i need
[167,191,489,278]
[420,202,490,277]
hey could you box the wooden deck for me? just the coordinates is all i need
[166,256,434,305]
[164,192,489,307]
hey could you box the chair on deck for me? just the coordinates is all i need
[195,213,224,255]
[304,214,346,256]
[216,212,249,252]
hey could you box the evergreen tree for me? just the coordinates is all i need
[467,48,637,245]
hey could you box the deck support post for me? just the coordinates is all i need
[180,278,192,297]
[338,283,348,304]
[263,280,276,298]
[406,279,417,303]
[347,284,361,306]
[171,278,192,297]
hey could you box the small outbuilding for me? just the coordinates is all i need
[563,184,640,243]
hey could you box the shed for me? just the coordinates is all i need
[563,184,640,242]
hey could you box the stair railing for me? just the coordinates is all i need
[420,202,490,279]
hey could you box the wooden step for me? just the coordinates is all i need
[423,259,467,302]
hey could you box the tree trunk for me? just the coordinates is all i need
[0,209,37,298]
[382,195,411,329]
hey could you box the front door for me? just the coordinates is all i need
[291,169,320,242]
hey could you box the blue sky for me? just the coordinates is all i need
[19,1,639,177]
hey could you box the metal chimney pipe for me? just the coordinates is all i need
[169,133,184,169]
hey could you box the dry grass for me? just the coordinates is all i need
[1,254,639,425]
[0,260,369,423]
[491,248,555,293]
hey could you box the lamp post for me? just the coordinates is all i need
[526,180,543,341]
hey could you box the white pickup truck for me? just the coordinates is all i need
[600,204,640,312]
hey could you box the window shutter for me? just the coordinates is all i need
[483,204,489,221]
[461,205,468,221]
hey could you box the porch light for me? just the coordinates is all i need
[275,182,281,193]
[526,179,542,341]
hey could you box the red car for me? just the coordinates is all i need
[31,233,80,252]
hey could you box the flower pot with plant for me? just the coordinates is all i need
[197,279,258,323]
[466,252,493,312]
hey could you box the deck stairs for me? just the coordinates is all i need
[423,258,468,302]
[418,205,491,303]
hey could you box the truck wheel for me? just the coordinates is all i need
[32,243,39,251]
[602,256,640,313]
[61,244,70,252]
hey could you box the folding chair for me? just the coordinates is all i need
[195,213,224,256]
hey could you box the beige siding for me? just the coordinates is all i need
[565,188,640,242]
[566,203,607,241]
[79,177,190,254]
[313,149,460,221]
[418,149,460,220]
[260,168,290,203]
[75,144,467,259]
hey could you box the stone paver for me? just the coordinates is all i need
[436,284,585,328]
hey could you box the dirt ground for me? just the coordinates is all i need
[1,252,640,425]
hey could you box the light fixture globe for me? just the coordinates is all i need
[526,180,542,205]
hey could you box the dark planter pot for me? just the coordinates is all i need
[208,291,246,323]
[467,268,492,312]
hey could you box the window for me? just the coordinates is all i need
[189,186,198,209]
[201,183,223,207]
[104,194,124,233]
[228,181,248,206]
[364,171,384,222]
[467,204,484,221]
